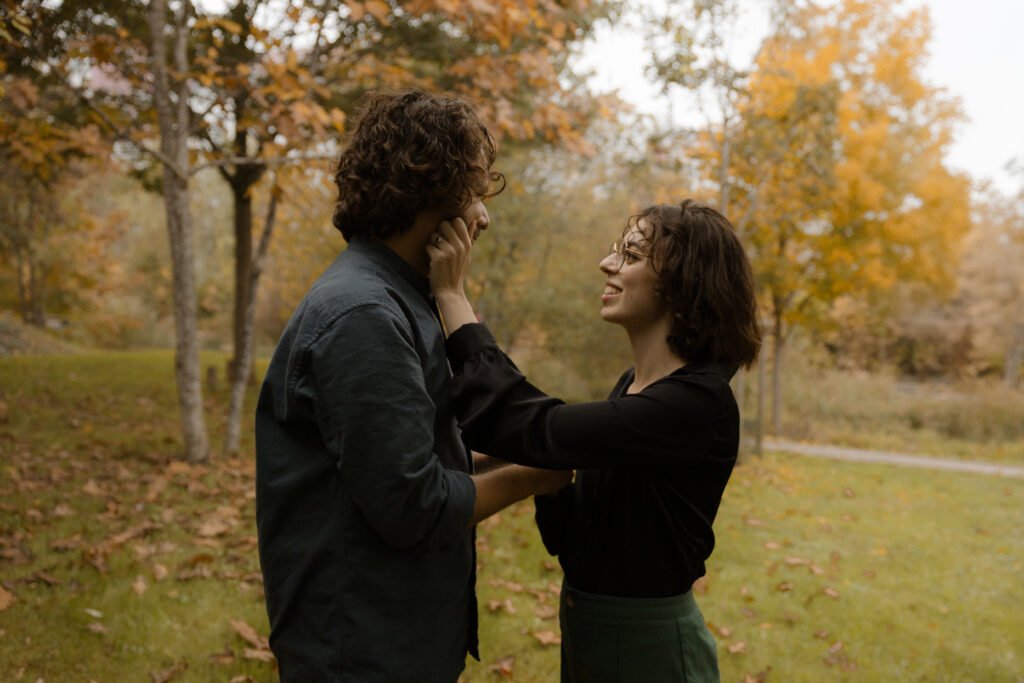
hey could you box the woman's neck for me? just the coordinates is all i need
[626,319,685,393]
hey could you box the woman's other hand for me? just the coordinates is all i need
[528,467,574,496]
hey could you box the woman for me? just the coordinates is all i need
[428,200,761,682]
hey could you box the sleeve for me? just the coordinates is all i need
[447,323,723,470]
[308,303,475,551]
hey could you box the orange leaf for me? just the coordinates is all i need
[532,630,561,646]
[0,586,14,611]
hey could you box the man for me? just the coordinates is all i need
[255,90,569,682]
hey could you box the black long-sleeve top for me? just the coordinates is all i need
[447,323,740,598]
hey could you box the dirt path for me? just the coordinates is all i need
[763,438,1024,479]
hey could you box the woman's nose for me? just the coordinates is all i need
[599,252,619,274]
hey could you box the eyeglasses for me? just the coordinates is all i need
[608,240,647,268]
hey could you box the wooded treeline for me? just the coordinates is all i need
[1,0,1021,462]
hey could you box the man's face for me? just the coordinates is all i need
[459,199,490,242]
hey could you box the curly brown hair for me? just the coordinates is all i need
[629,200,762,368]
[332,90,503,241]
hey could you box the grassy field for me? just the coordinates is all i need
[0,350,1022,682]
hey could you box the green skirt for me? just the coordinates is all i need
[559,582,720,683]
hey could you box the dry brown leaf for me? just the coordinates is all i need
[132,574,148,596]
[742,516,764,527]
[532,630,561,646]
[230,619,268,650]
[52,503,74,518]
[153,563,169,581]
[784,557,808,566]
[0,585,14,611]
[197,518,231,538]
[716,625,732,637]
[727,641,746,654]
[31,571,60,586]
[242,648,276,663]
[82,479,104,496]
[209,647,235,665]
[534,605,557,620]
[823,587,840,599]
[87,621,108,634]
[488,655,515,678]
[49,532,81,552]
[150,660,188,683]
[763,541,781,550]
[814,629,830,639]
[776,582,793,592]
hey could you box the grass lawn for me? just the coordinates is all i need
[1,351,1021,681]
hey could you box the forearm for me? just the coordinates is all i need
[435,290,477,338]
[472,451,511,473]
[468,465,562,527]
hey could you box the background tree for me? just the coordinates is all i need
[733,0,971,433]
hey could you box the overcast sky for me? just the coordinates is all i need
[577,0,1024,195]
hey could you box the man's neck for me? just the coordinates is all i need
[382,210,443,276]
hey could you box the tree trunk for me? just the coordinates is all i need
[756,341,766,456]
[1005,317,1024,389]
[225,183,279,453]
[231,181,253,382]
[771,307,785,435]
[149,0,209,463]
[225,117,265,384]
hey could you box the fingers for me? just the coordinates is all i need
[439,217,473,250]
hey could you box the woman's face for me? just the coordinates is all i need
[598,219,668,331]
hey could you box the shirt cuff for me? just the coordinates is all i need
[446,322,499,373]
[426,469,476,551]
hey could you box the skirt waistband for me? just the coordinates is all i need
[562,582,699,620]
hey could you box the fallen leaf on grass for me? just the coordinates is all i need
[716,625,732,637]
[534,605,557,620]
[153,563,169,581]
[84,608,103,618]
[776,582,793,592]
[229,618,269,650]
[0,585,15,611]
[243,648,276,663]
[742,516,764,527]
[784,557,808,566]
[532,630,561,646]
[50,533,82,552]
[727,641,746,654]
[488,655,515,678]
[487,598,517,615]
[132,575,148,596]
[763,541,781,550]
[823,587,840,599]
[743,667,772,683]
[82,479,104,496]
[52,503,74,518]
[208,647,235,665]
[30,571,60,586]
[150,660,188,683]
[814,630,829,639]
[87,621,108,634]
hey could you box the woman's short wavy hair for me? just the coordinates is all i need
[630,200,762,368]
[332,90,503,241]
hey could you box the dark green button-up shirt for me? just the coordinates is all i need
[256,236,478,682]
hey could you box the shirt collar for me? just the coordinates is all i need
[347,235,431,297]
